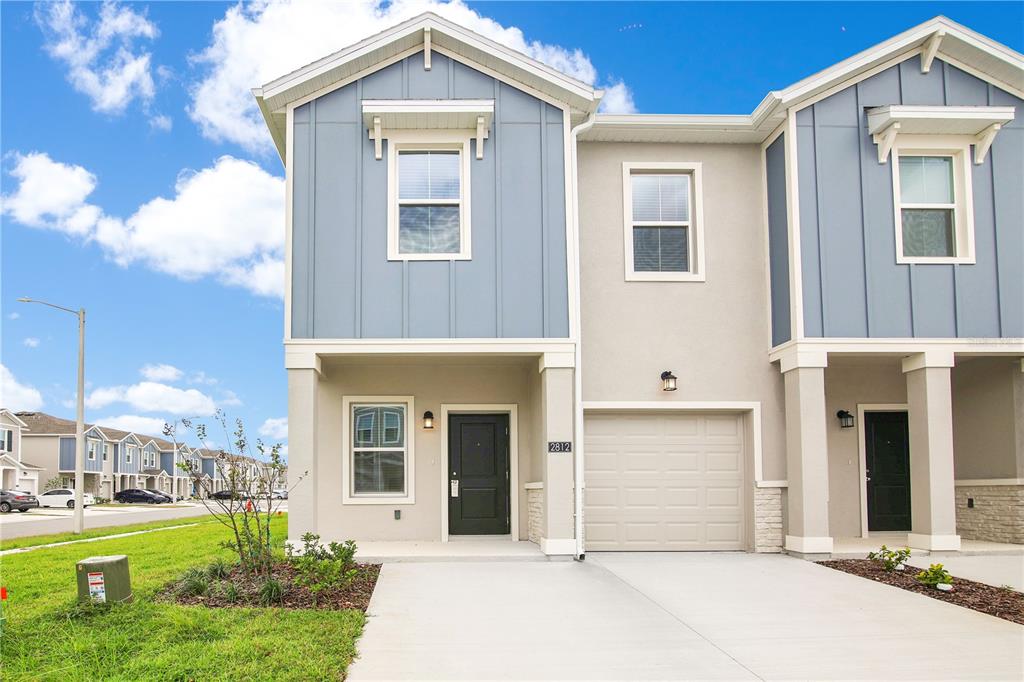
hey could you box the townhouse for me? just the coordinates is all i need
[258,14,1023,558]
[0,408,43,494]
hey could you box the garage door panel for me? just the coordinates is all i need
[584,412,745,551]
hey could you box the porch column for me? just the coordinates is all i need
[287,365,320,543]
[538,354,576,556]
[902,351,960,551]
[781,352,833,555]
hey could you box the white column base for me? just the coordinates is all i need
[907,533,961,551]
[785,535,834,554]
[540,537,576,555]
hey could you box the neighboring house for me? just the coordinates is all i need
[18,413,117,498]
[258,13,1023,558]
[0,408,43,493]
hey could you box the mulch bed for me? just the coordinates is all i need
[164,562,380,611]
[819,559,1024,625]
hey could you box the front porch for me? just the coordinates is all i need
[773,346,1023,556]
[355,539,548,563]
[831,532,1024,558]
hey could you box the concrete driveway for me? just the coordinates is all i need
[350,552,1023,680]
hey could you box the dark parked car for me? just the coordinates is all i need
[145,489,172,503]
[0,489,39,513]
[114,488,162,504]
[209,489,250,500]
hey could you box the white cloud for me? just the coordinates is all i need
[258,416,288,440]
[35,0,159,115]
[8,312,20,320]
[188,371,218,386]
[189,0,636,151]
[140,363,183,382]
[23,337,41,348]
[219,390,242,407]
[99,414,167,436]
[0,364,44,412]
[149,114,172,132]
[86,381,217,416]
[2,153,284,298]
[599,81,637,114]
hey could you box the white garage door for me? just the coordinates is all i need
[584,412,745,551]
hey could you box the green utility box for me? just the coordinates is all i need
[76,555,133,604]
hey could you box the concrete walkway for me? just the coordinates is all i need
[350,552,1023,680]
[921,554,1024,591]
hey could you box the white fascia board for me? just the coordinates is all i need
[0,409,29,428]
[259,13,598,116]
[867,105,1015,136]
[361,99,494,130]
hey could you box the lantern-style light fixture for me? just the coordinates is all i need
[836,410,855,429]
[423,411,435,430]
[660,370,678,392]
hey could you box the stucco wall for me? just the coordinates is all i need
[952,357,1022,479]
[307,359,543,542]
[576,141,787,482]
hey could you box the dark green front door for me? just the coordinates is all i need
[448,414,510,535]
[865,411,912,531]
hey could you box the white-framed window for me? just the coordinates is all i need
[387,132,472,261]
[102,443,110,461]
[0,427,10,452]
[126,446,135,464]
[622,162,705,282]
[342,396,415,505]
[87,438,98,460]
[892,138,974,264]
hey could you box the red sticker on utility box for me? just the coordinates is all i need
[87,572,106,603]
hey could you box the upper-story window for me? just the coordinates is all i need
[103,443,110,461]
[126,446,134,464]
[87,439,98,460]
[0,428,11,452]
[892,147,974,264]
[388,136,472,261]
[622,162,705,282]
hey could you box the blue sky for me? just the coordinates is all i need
[2,1,1021,455]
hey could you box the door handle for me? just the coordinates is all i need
[450,479,459,497]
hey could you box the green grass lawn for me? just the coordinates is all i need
[0,514,366,680]
[1,517,217,551]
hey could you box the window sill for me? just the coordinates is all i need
[386,252,472,262]
[896,256,976,265]
[342,495,416,506]
[625,272,706,282]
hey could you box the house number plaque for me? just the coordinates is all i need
[547,441,572,453]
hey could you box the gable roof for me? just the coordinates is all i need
[1,408,29,429]
[253,12,602,160]
[582,15,1024,144]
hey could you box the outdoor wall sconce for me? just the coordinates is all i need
[423,411,434,430]
[660,371,678,392]
[836,410,855,429]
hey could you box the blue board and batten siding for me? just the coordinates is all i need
[59,437,103,472]
[766,134,792,347]
[291,51,569,340]
[794,56,1023,339]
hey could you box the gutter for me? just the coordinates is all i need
[569,110,597,560]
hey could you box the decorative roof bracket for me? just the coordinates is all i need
[423,27,432,71]
[921,30,945,73]
[974,123,1001,165]
[873,122,901,163]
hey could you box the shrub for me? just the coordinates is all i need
[259,578,284,606]
[206,557,231,580]
[867,545,911,572]
[177,567,210,597]
[915,563,953,588]
[287,533,359,605]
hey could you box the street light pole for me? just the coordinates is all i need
[18,298,86,534]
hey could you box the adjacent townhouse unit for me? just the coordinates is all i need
[18,413,118,498]
[0,408,43,494]
[257,13,1023,558]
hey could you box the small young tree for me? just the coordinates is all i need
[42,475,63,491]
[164,411,303,577]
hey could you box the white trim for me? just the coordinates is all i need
[385,131,473,261]
[784,109,805,341]
[537,352,575,372]
[284,338,577,368]
[756,480,788,489]
[581,401,768,486]
[439,404,519,543]
[955,478,1024,486]
[539,537,576,555]
[770,338,1024,364]
[890,140,976,264]
[621,162,706,282]
[901,350,956,372]
[857,403,909,538]
[284,105,294,341]
[907,532,961,551]
[523,481,543,490]
[341,396,416,505]
[784,535,834,554]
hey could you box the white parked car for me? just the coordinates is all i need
[38,488,96,508]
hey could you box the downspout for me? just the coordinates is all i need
[569,110,597,560]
